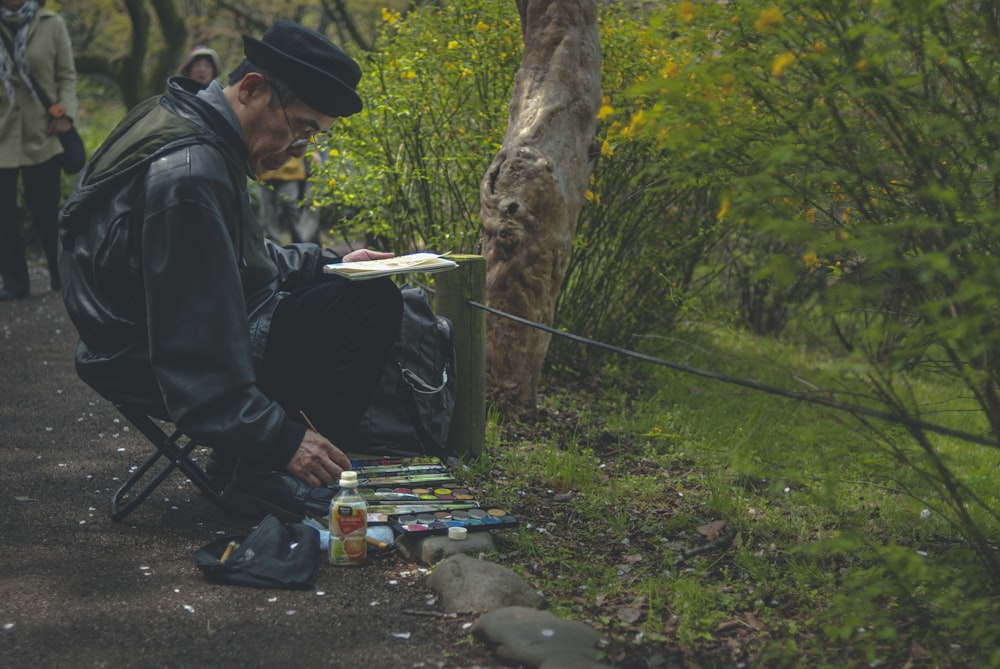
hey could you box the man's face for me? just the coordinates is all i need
[238,76,334,176]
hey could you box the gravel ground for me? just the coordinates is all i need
[0,266,503,669]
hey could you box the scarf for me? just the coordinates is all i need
[0,0,41,105]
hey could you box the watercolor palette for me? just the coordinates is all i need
[345,456,518,536]
[389,507,519,535]
[350,457,456,489]
[367,502,479,524]
[360,485,476,502]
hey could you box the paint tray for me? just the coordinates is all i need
[389,507,519,536]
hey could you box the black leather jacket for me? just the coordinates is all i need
[58,78,337,469]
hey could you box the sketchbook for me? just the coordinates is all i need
[323,252,458,281]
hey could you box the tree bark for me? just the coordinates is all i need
[75,0,188,108]
[479,0,601,415]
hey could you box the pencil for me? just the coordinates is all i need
[219,540,238,564]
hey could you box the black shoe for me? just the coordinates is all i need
[205,451,237,493]
[220,464,338,523]
[0,288,28,301]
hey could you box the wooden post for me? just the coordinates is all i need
[434,255,486,459]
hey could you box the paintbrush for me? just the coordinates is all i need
[299,410,320,433]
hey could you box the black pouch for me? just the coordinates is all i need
[58,126,86,174]
[195,515,320,589]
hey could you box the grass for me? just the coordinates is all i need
[466,323,1000,668]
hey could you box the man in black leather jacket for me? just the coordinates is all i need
[57,21,403,522]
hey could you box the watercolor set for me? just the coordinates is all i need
[348,457,518,534]
[350,456,457,489]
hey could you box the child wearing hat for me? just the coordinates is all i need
[179,45,222,87]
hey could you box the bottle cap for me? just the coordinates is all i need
[339,471,358,487]
[448,526,468,541]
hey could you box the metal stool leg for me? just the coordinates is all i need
[110,405,227,521]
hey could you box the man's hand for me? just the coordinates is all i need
[286,430,352,487]
[342,249,394,263]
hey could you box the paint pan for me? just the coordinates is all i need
[389,509,518,535]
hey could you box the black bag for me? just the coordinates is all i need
[0,29,86,175]
[57,126,86,174]
[347,284,457,457]
[194,515,320,589]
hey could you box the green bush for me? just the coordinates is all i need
[309,0,719,359]
[310,1,520,253]
[633,0,1000,581]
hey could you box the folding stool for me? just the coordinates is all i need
[110,403,227,521]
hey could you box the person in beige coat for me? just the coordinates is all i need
[0,0,77,299]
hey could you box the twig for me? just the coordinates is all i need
[676,527,736,565]
[401,609,469,618]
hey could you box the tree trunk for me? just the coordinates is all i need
[74,0,189,109]
[479,0,601,415]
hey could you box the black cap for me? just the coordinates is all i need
[242,20,363,117]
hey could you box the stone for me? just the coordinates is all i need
[426,554,544,613]
[395,529,495,565]
[471,606,610,667]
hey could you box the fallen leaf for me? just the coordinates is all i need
[617,606,643,624]
[697,520,727,540]
[744,612,766,631]
[717,619,741,632]
[616,595,647,624]
[662,614,679,635]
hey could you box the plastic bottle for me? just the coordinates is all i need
[329,470,367,565]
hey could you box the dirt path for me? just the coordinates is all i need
[0,267,498,668]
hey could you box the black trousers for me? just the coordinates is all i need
[0,157,62,294]
[257,276,403,449]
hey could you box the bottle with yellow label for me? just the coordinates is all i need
[330,471,367,565]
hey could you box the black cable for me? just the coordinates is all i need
[469,300,1000,449]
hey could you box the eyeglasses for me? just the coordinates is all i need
[277,101,322,148]
[265,80,323,149]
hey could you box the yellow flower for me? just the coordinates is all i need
[327,178,336,188]
[625,109,645,137]
[754,7,784,34]
[678,1,697,22]
[475,21,489,32]
[597,103,614,120]
[328,149,340,157]
[803,252,819,269]
[600,139,614,157]
[661,61,680,77]
[717,197,730,220]
[406,71,416,80]
[381,8,399,24]
[771,52,796,76]
[448,40,459,49]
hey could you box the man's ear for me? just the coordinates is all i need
[236,72,267,106]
